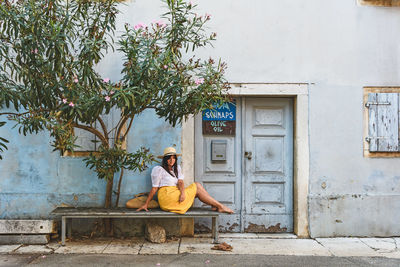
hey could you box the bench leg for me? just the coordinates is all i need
[67,218,72,239]
[212,216,219,244]
[61,216,66,246]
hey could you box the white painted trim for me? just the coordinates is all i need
[181,116,195,185]
[228,83,309,96]
[182,83,310,237]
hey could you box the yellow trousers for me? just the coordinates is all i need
[157,183,197,214]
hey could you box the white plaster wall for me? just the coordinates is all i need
[113,0,400,237]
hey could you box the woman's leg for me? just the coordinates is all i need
[194,182,234,214]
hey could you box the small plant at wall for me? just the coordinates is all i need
[0,0,228,209]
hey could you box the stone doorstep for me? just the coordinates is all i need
[195,233,297,239]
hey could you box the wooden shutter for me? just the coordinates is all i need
[366,93,399,152]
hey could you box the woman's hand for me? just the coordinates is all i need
[179,192,186,202]
[136,187,158,211]
[178,179,185,202]
[137,204,149,212]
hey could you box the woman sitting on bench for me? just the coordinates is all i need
[136,147,234,214]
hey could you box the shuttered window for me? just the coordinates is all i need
[74,109,120,152]
[358,0,400,6]
[365,92,400,153]
[64,108,123,156]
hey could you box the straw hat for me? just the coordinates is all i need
[157,147,182,159]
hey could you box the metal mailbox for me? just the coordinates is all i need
[211,140,227,162]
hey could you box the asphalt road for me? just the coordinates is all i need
[2,254,400,267]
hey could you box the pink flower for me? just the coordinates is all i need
[110,91,115,95]
[69,102,74,107]
[62,98,67,104]
[103,78,110,83]
[31,48,38,54]
[153,20,166,28]
[134,23,146,30]
[163,65,168,69]
[74,78,78,83]
[205,13,211,20]
[189,1,193,6]
[105,96,111,102]
[195,78,204,85]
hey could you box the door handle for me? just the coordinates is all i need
[244,151,252,160]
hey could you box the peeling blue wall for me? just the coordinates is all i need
[0,0,182,219]
[0,109,181,219]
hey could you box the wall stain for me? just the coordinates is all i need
[228,223,239,232]
[245,223,287,233]
[194,223,211,233]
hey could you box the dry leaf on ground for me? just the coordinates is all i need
[211,242,233,251]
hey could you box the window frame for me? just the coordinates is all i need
[62,117,127,157]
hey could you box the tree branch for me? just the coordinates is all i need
[115,168,124,207]
[124,116,134,138]
[0,112,28,116]
[97,116,109,142]
[115,115,129,144]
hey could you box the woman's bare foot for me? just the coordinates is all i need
[217,204,234,214]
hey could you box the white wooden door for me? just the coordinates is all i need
[194,97,293,233]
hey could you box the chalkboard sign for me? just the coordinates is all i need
[202,101,236,135]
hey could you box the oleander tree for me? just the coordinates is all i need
[0,0,229,208]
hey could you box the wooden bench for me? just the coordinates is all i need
[51,207,220,245]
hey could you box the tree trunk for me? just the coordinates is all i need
[104,174,114,236]
[104,176,114,208]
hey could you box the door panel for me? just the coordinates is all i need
[243,98,293,232]
[204,137,235,174]
[254,136,284,173]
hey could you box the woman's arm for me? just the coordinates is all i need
[178,179,186,202]
[137,187,159,211]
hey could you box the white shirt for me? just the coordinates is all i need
[151,165,184,187]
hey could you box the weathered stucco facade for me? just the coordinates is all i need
[1,0,400,238]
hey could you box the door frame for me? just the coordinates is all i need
[181,83,310,238]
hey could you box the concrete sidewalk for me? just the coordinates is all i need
[1,234,399,258]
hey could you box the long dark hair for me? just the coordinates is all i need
[161,155,178,178]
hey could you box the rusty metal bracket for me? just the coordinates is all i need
[365,101,390,108]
